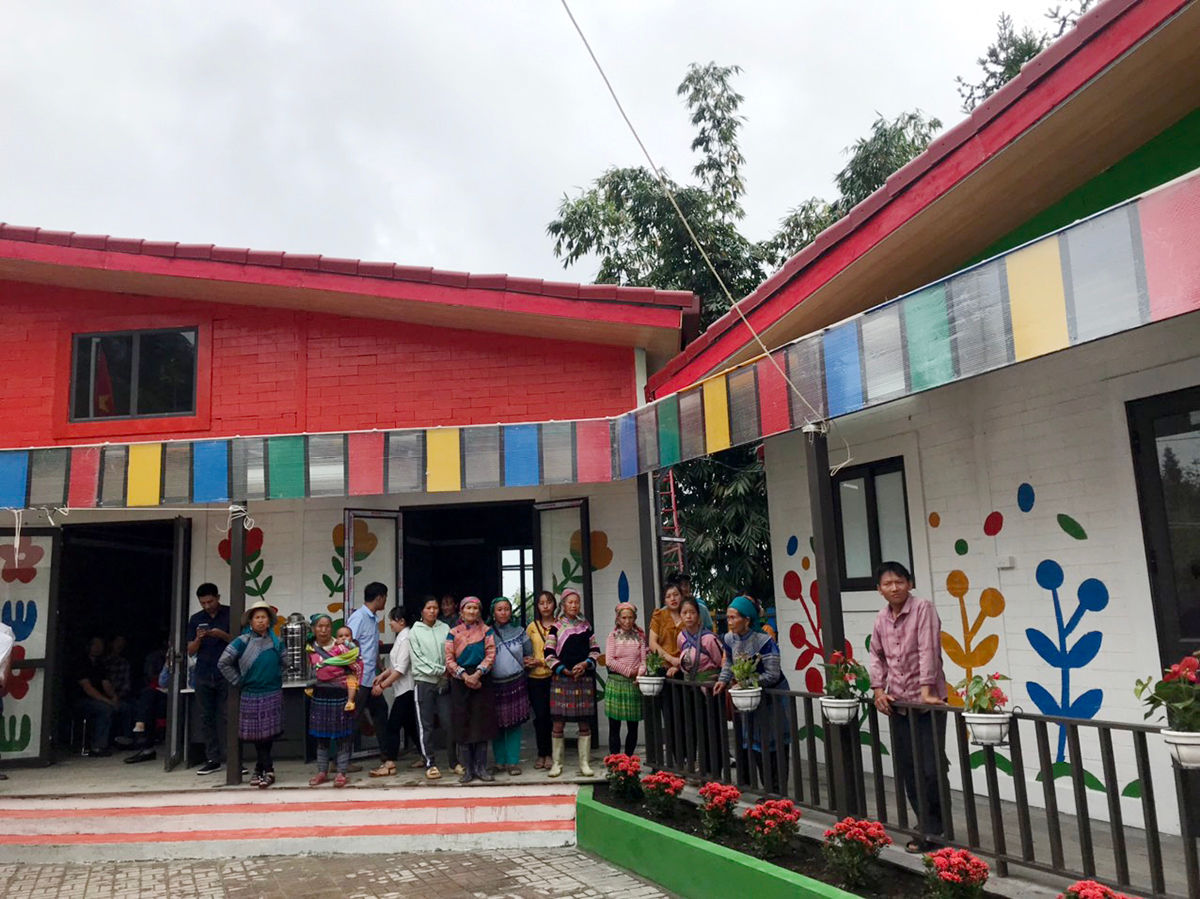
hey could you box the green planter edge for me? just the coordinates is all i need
[576,786,860,899]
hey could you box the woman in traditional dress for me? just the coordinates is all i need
[713,595,790,793]
[487,597,532,775]
[603,601,646,756]
[544,589,600,778]
[444,596,497,784]
[676,595,724,772]
[524,590,557,769]
[304,613,359,786]
[218,600,285,788]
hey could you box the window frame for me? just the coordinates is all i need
[831,455,913,591]
[69,326,199,423]
[499,544,535,627]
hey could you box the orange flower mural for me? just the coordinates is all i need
[553,530,613,594]
[940,569,1006,707]
[323,520,379,597]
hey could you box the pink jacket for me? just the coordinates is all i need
[605,630,647,678]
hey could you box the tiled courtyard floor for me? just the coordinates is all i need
[0,848,673,899]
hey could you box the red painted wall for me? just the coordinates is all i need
[0,280,637,448]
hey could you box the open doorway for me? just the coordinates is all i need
[402,502,535,623]
[54,520,176,752]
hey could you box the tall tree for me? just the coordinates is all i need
[547,65,939,607]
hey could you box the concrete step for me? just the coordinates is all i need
[0,783,578,862]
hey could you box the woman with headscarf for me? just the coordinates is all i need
[676,595,724,773]
[524,590,558,769]
[487,597,532,775]
[305,612,359,786]
[218,600,286,788]
[544,589,600,777]
[714,595,790,793]
[603,601,646,756]
[444,596,497,784]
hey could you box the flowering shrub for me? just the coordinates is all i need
[1135,652,1200,731]
[821,816,891,887]
[1057,880,1138,899]
[955,671,1010,713]
[603,753,643,802]
[923,847,990,898]
[822,650,870,701]
[743,798,801,857]
[697,781,741,837]
[641,770,685,818]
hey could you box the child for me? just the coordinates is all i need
[218,600,285,788]
[314,626,362,711]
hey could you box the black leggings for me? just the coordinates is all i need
[607,718,639,756]
[253,739,274,773]
[528,677,553,756]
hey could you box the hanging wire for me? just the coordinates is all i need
[556,0,853,473]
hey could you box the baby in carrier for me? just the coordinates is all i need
[312,626,363,711]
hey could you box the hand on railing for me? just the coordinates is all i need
[874,688,893,716]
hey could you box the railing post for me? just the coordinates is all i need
[224,501,247,787]
[1178,766,1200,899]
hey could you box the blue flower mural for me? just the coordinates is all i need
[1,600,37,642]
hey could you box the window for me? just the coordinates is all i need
[832,456,913,590]
[71,328,198,421]
[500,546,534,625]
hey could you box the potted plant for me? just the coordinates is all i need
[728,653,762,711]
[637,652,667,697]
[1135,651,1200,768]
[957,671,1011,746]
[820,651,869,724]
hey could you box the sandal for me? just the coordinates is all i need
[408,758,426,769]
[906,838,934,854]
[259,772,275,789]
[248,772,263,787]
[369,763,395,777]
[508,766,522,776]
[308,772,329,787]
[426,766,442,780]
[334,773,348,788]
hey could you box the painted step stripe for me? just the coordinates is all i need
[0,793,575,820]
[0,819,576,846]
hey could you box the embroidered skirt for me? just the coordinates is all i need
[308,685,356,739]
[239,690,284,741]
[550,672,595,721]
[449,676,498,744]
[493,675,531,730]
[603,672,642,722]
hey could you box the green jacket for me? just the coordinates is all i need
[410,620,450,684]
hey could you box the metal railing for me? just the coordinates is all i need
[642,680,1200,899]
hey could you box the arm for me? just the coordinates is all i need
[715,635,733,689]
[444,632,463,679]
[916,603,945,704]
[78,677,115,705]
[868,616,892,715]
[758,640,783,688]
[217,638,243,687]
[479,631,496,675]
[543,627,563,675]
[605,632,618,671]
[185,619,201,656]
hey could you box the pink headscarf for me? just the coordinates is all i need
[459,595,482,612]
[613,601,645,640]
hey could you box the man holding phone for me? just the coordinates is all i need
[187,583,232,774]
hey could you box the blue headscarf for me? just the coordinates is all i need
[728,595,760,630]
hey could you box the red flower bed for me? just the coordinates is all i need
[923,847,990,898]
[1058,880,1140,899]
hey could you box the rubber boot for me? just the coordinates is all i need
[578,733,594,777]
[547,735,565,778]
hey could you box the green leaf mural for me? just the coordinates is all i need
[1056,514,1088,540]
[0,715,31,753]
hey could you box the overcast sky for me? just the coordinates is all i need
[2,1,1055,284]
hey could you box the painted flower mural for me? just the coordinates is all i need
[217,525,273,598]
[323,519,379,598]
[1,600,37,642]
[552,529,613,594]
[0,716,30,754]
[0,646,35,701]
[0,537,43,584]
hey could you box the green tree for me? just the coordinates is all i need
[547,64,941,608]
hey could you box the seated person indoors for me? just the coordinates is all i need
[124,644,171,764]
[76,636,120,757]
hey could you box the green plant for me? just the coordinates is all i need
[821,651,870,700]
[644,652,666,677]
[641,770,685,818]
[698,781,741,837]
[730,653,760,689]
[1135,652,1200,731]
[956,671,1011,714]
[923,847,989,898]
[743,798,800,857]
[822,816,891,888]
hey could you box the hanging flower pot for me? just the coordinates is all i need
[1160,730,1200,768]
[636,675,665,697]
[820,696,861,725]
[963,711,1012,746]
[729,686,762,712]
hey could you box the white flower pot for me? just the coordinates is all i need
[963,711,1012,746]
[1161,729,1200,768]
[729,687,762,712]
[820,697,861,725]
[637,675,665,697]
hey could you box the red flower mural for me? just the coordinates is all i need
[0,538,44,584]
[218,526,264,562]
[0,646,35,700]
[782,535,852,693]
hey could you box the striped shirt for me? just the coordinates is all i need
[867,594,948,703]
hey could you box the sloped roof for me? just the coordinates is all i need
[647,0,1198,398]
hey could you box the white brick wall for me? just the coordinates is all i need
[766,312,1200,834]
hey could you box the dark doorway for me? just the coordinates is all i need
[402,502,534,621]
[1128,385,1200,666]
[54,520,175,747]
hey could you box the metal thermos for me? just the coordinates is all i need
[283,612,308,682]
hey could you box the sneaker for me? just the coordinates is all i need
[196,760,221,775]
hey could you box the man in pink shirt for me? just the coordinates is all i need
[867,561,947,852]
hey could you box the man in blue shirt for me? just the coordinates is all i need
[347,582,394,776]
[187,583,232,775]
